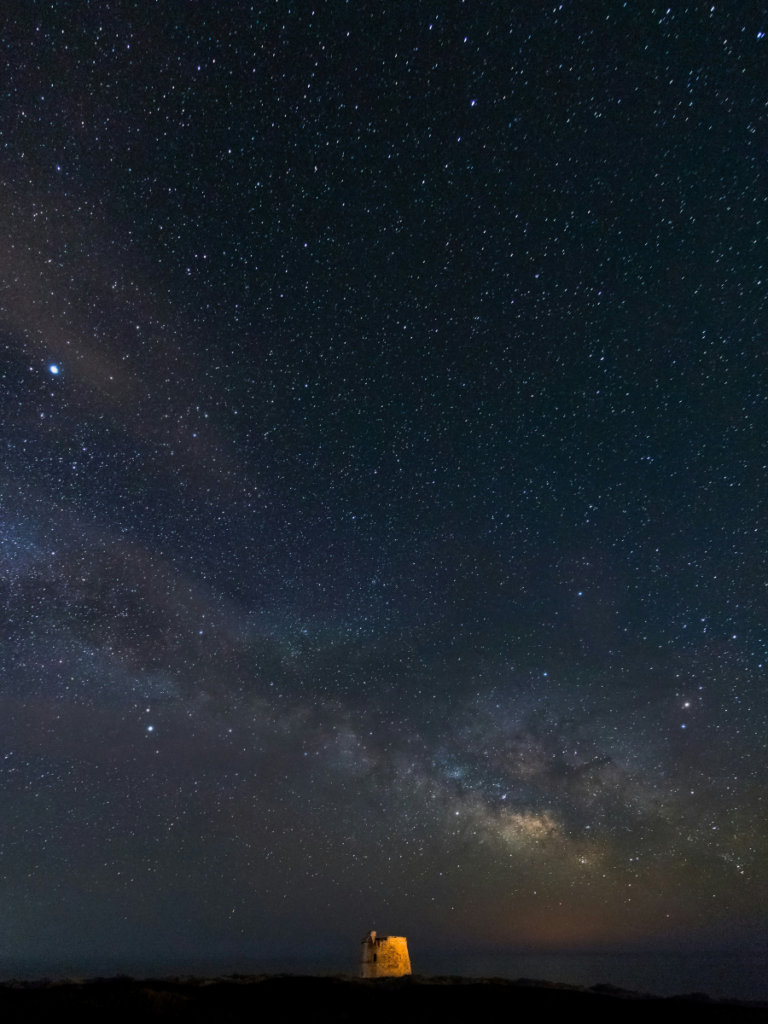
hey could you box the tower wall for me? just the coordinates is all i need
[359,932,411,978]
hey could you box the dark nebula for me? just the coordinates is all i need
[0,0,767,973]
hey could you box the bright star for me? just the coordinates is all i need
[49,364,59,375]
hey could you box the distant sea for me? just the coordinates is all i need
[2,949,767,1003]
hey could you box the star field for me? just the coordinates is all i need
[0,0,767,971]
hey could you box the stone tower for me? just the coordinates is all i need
[359,930,412,978]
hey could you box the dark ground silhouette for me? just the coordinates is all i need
[1,975,767,1023]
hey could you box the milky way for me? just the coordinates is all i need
[0,2,767,970]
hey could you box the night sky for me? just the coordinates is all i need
[1,0,767,972]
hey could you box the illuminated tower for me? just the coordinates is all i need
[359,930,412,978]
